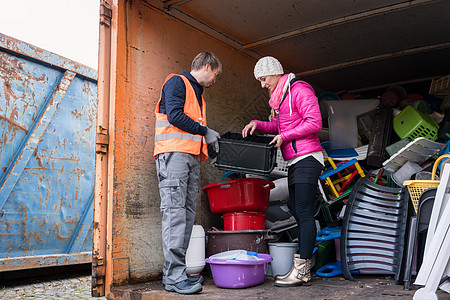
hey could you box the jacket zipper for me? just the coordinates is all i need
[277,87,298,154]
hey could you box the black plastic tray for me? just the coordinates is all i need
[215,132,277,175]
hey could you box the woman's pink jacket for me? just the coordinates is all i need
[252,80,323,161]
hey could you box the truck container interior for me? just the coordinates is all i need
[93,0,450,297]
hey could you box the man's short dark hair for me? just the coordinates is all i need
[191,52,222,73]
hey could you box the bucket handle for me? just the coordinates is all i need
[432,154,450,179]
[263,181,275,190]
[220,184,231,190]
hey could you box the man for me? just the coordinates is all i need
[154,52,222,294]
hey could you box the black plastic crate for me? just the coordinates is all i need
[215,132,277,175]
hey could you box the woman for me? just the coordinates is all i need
[242,56,324,287]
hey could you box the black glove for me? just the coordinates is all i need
[208,144,218,159]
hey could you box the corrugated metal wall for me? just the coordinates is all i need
[0,33,98,272]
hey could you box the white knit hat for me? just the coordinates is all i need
[254,56,284,79]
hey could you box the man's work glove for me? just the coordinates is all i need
[208,144,218,165]
[205,128,220,144]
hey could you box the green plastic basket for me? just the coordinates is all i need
[393,105,439,141]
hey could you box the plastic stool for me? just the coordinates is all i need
[316,226,341,241]
[320,158,365,200]
[320,141,366,200]
[316,261,360,278]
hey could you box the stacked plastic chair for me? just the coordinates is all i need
[403,188,437,290]
[340,177,409,283]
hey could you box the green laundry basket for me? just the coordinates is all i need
[393,105,439,141]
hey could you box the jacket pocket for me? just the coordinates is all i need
[292,140,298,153]
[159,179,185,209]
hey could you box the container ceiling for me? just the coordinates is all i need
[148,0,450,93]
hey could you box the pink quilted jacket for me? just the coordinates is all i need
[252,80,323,161]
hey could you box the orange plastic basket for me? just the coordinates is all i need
[403,154,450,212]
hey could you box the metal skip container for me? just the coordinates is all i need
[0,33,97,272]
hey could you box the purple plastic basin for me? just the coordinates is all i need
[205,253,273,289]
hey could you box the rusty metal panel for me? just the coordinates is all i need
[0,33,98,272]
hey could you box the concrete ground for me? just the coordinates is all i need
[109,274,450,300]
[1,267,449,300]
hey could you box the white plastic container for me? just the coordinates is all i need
[268,242,298,277]
[186,225,206,275]
[323,99,379,150]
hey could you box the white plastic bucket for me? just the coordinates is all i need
[268,242,298,277]
[186,225,206,275]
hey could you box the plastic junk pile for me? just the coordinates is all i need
[201,77,450,297]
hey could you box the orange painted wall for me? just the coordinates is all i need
[110,0,272,284]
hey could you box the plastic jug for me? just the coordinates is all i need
[186,225,206,275]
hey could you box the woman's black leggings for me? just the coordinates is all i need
[287,182,318,259]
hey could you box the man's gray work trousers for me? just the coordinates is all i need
[155,152,200,285]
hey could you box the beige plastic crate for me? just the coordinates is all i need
[429,75,450,98]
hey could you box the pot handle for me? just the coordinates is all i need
[264,230,277,241]
[263,181,275,190]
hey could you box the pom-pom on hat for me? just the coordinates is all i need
[254,56,284,79]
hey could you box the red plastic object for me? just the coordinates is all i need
[203,178,275,214]
[223,211,266,231]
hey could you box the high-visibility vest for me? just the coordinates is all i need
[154,74,208,162]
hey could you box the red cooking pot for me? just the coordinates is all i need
[203,178,275,214]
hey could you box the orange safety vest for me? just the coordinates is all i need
[154,74,208,162]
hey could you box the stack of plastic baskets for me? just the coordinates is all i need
[403,154,450,212]
[393,105,439,141]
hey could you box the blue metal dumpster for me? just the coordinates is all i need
[0,33,97,272]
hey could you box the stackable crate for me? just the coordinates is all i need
[393,105,439,141]
[429,74,450,98]
[216,132,277,175]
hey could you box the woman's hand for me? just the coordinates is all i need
[270,135,283,148]
[242,121,257,138]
